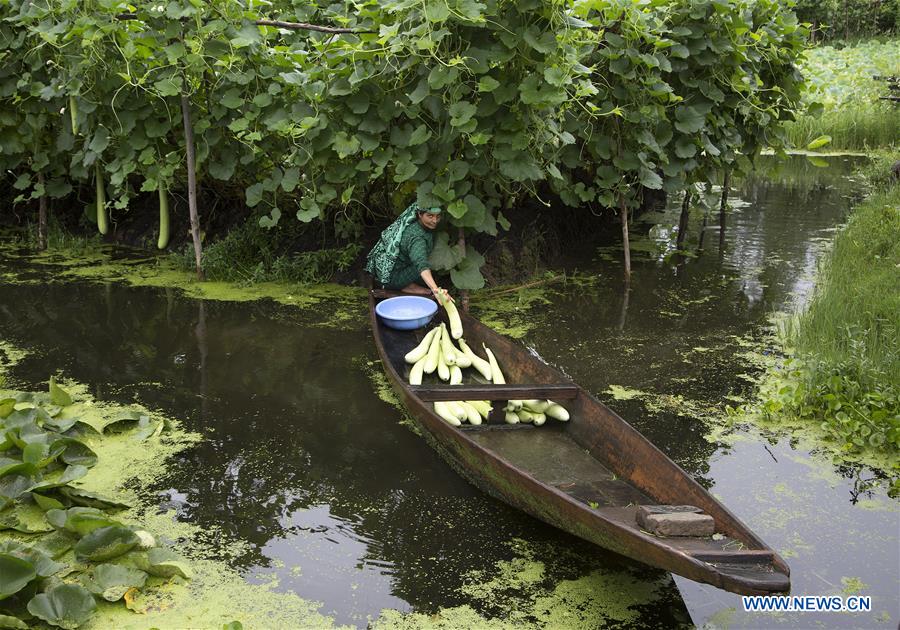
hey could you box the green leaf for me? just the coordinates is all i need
[27,584,96,630]
[0,614,27,629]
[230,23,262,48]
[221,88,243,109]
[84,564,147,602]
[281,168,300,193]
[477,76,500,92]
[208,153,236,181]
[50,376,72,407]
[639,168,663,190]
[674,137,697,158]
[28,465,88,493]
[450,250,486,290]
[523,27,556,54]
[296,198,321,223]
[498,152,543,182]
[806,135,832,150]
[449,101,477,127]
[88,127,109,154]
[152,78,181,97]
[74,525,139,562]
[52,507,121,536]
[141,547,192,579]
[0,541,66,577]
[0,553,36,599]
[59,487,129,511]
[0,398,16,418]
[429,232,464,270]
[674,106,705,133]
[32,493,65,511]
[332,132,361,158]
[409,124,431,146]
[50,439,97,468]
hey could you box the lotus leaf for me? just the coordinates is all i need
[0,502,53,533]
[0,554,36,600]
[99,410,143,434]
[0,475,33,500]
[27,584,96,630]
[141,547,192,579]
[28,465,89,493]
[74,525,139,561]
[59,487,129,510]
[0,542,66,577]
[0,462,37,479]
[49,439,97,467]
[0,399,15,419]
[42,416,79,433]
[84,564,147,601]
[55,507,121,536]
[3,409,38,429]
[22,442,48,465]
[34,531,76,559]
[0,614,27,629]
[32,493,65,511]
[48,378,73,408]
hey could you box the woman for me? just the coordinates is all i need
[365,200,450,300]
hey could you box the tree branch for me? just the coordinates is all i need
[115,13,367,35]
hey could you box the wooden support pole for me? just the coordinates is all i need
[719,170,730,253]
[180,82,204,281]
[37,171,47,251]
[676,188,692,250]
[619,196,631,280]
[457,227,469,312]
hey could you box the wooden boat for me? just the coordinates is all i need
[369,288,790,595]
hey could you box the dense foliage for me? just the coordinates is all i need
[0,379,191,629]
[794,0,899,40]
[751,171,900,459]
[0,0,807,288]
[786,39,900,150]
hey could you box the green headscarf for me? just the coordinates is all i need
[365,200,441,285]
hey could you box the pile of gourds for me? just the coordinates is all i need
[404,295,569,427]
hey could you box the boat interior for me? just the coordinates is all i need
[374,298,789,592]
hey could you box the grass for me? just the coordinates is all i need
[757,160,900,456]
[785,107,900,152]
[173,218,361,285]
[789,38,900,151]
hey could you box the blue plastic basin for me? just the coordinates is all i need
[376,296,438,330]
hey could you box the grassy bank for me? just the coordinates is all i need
[789,39,900,151]
[754,165,899,462]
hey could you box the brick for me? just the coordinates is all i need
[639,512,715,537]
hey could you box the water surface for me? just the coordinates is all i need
[0,155,896,628]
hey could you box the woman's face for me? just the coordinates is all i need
[418,211,441,230]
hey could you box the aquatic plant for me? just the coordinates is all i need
[0,378,190,629]
[746,183,900,464]
[788,39,900,150]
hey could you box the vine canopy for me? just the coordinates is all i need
[0,0,808,288]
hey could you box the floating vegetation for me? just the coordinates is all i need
[0,377,191,629]
[0,242,366,331]
[0,346,340,629]
[372,538,676,628]
[469,284,552,339]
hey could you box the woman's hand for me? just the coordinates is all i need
[432,286,454,303]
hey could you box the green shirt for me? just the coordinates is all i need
[386,221,434,289]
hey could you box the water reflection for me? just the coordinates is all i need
[0,156,892,628]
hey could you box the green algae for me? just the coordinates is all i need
[469,285,552,339]
[0,367,343,630]
[373,538,670,629]
[0,242,367,330]
[605,385,647,401]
